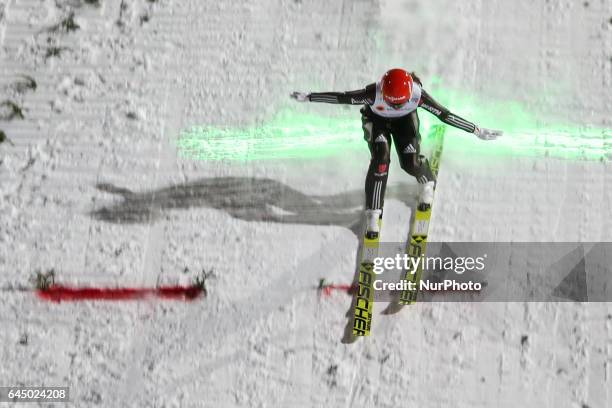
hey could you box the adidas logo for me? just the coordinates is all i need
[403,144,416,153]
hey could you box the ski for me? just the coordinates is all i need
[399,124,446,305]
[351,217,381,336]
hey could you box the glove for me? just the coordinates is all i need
[474,126,503,140]
[290,91,310,102]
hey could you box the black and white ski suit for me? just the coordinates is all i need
[307,73,476,211]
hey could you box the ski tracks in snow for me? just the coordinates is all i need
[116,62,184,406]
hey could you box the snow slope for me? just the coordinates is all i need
[1,0,611,407]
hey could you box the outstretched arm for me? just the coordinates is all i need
[419,89,502,140]
[291,83,376,105]
[419,89,476,133]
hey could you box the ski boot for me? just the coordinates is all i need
[365,209,382,239]
[418,181,435,211]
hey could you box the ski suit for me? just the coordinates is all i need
[307,73,476,211]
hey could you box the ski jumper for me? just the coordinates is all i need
[307,73,476,211]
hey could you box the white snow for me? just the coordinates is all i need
[1,0,611,407]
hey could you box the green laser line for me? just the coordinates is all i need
[176,86,611,162]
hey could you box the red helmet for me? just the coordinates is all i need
[381,68,413,106]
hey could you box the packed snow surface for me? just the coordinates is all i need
[1,0,611,407]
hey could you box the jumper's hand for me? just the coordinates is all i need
[474,126,503,140]
[290,91,310,102]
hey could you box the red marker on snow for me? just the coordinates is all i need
[33,270,208,303]
[317,279,355,297]
[36,284,204,302]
